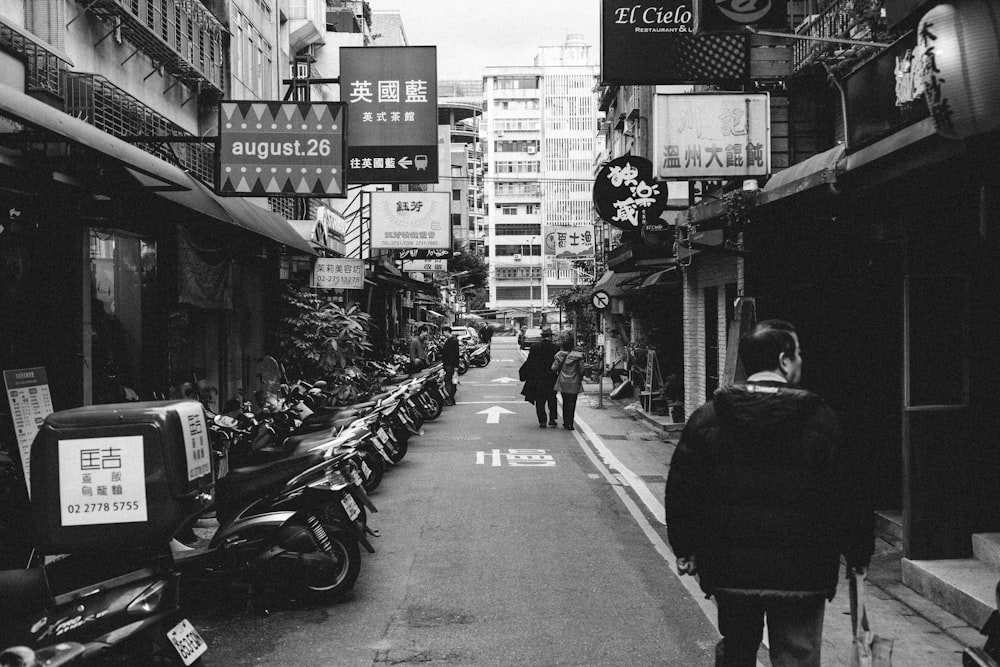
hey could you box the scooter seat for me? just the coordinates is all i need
[0,567,48,614]
[216,454,321,519]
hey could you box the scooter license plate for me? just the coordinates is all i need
[167,618,208,666]
[341,494,361,521]
[350,467,364,486]
[377,427,391,443]
[361,460,372,479]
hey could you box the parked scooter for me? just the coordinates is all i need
[3,401,215,666]
[466,343,491,368]
[963,581,1000,666]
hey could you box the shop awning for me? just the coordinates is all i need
[591,270,646,298]
[0,81,189,191]
[639,267,680,289]
[133,170,316,255]
[372,270,440,296]
[758,144,845,206]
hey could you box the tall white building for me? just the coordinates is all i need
[483,35,598,327]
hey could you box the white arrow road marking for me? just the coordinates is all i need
[490,377,519,383]
[476,405,516,424]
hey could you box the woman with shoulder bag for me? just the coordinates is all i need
[552,334,586,430]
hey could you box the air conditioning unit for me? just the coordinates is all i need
[512,253,522,261]
[526,146,536,154]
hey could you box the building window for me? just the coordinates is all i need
[494,76,539,90]
[494,244,540,256]
[496,286,534,300]
[495,224,541,236]
[501,206,518,215]
[452,189,461,201]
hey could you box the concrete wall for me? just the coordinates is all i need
[682,252,741,418]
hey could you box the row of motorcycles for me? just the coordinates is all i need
[0,357,468,666]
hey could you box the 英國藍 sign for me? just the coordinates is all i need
[593,156,670,231]
[601,0,747,84]
[217,102,346,197]
[652,93,770,179]
[402,259,448,273]
[694,0,788,34]
[340,46,438,184]
[370,192,451,250]
[312,258,365,290]
[397,248,452,261]
[544,226,595,259]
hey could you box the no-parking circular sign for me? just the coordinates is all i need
[592,290,610,310]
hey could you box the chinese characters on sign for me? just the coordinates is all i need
[4,367,54,497]
[312,258,365,290]
[217,102,346,197]
[340,46,438,184]
[476,449,556,467]
[177,402,212,482]
[370,192,451,250]
[397,248,451,261]
[544,226,596,259]
[652,93,770,179]
[58,436,148,526]
[593,156,670,232]
[402,259,448,273]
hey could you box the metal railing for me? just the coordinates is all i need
[0,19,71,98]
[64,72,214,183]
[793,0,874,73]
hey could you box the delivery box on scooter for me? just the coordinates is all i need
[29,400,214,553]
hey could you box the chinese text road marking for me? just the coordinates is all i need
[476,449,556,467]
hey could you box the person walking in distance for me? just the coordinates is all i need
[440,325,459,406]
[664,319,873,667]
[551,334,586,431]
[409,325,429,375]
[520,327,558,427]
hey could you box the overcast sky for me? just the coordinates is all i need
[366,0,600,80]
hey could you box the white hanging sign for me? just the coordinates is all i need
[177,402,212,482]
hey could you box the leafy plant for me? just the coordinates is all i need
[277,287,373,401]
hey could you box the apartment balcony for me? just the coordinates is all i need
[793,0,882,74]
[289,0,327,53]
[0,18,72,99]
[64,72,215,183]
[79,0,225,95]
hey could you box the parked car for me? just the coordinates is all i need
[519,327,544,350]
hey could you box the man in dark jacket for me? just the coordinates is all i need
[519,327,558,427]
[665,319,873,667]
[441,325,460,405]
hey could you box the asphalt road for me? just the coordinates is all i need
[188,337,719,665]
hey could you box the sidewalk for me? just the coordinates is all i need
[572,379,979,666]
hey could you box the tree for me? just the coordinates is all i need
[552,284,598,345]
[450,240,488,290]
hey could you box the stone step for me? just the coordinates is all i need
[902,557,999,629]
[973,533,1000,568]
[874,509,903,546]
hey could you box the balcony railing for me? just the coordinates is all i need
[0,19,72,99]
[64,72,214,183]
[79,0,225,94]
[793,0,875,73]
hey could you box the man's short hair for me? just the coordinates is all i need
[739,319,798,375]
[442,325,452,333]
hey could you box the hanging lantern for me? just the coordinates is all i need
[918,0,1000,140]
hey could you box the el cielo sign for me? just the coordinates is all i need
[217,102,346,197]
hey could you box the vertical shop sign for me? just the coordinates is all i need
[176,402,212,482]
[340,46,438,184]
[4,367,55,497]
[652,93,770,179]
[217,101,346,197]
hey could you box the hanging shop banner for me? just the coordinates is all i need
[396,248,452,261]
[217,102,346,197]
[370,191,451,250]
[312,258,365,290]
[601,0,747,84]
[340,46,438,184]
[402,259,448,273]
[543,226,595,259]
[3,367,54,498]
[652,93,770,179]
[694,0,788,34]
[593,156,670,231]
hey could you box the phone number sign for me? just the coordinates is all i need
[217,101,347,197]
[58,436,148,526]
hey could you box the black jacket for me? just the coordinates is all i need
[442,336,460,366]
[664,381,873,600]
[519,339,557,402]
